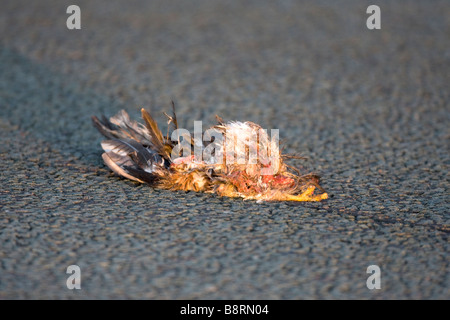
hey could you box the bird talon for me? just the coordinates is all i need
[284,187,328,202]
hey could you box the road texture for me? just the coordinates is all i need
[0,0,448,299]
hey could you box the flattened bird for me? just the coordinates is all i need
[92,104,328,202]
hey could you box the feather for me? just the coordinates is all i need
[92,115,119,139]
[141,108,172,159]
[215,115,225,125]
[109,110,153,145]
[101,138,165,173]
[163,100,179,132]
[101,152,144,183]
[101,139,134,156]
[121,166,160,185]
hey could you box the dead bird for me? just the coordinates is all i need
[92,104,328,202]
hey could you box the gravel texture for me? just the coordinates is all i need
[0,0,448,299]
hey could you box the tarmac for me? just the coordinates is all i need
[0,0,448,299]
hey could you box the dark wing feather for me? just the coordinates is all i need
[92,115,119,139]
[93,108,179,184]
[100,139,167,184]
[102,152,143,182]
[93,110,155,147]
[109,110,153,145]
[141,108,172,159]
[121,166,160,185]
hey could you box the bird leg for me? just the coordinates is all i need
[284,186,328,202]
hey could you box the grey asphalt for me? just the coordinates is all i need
[0,0,448,299]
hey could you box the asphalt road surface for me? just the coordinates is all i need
[0,0,448,299]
